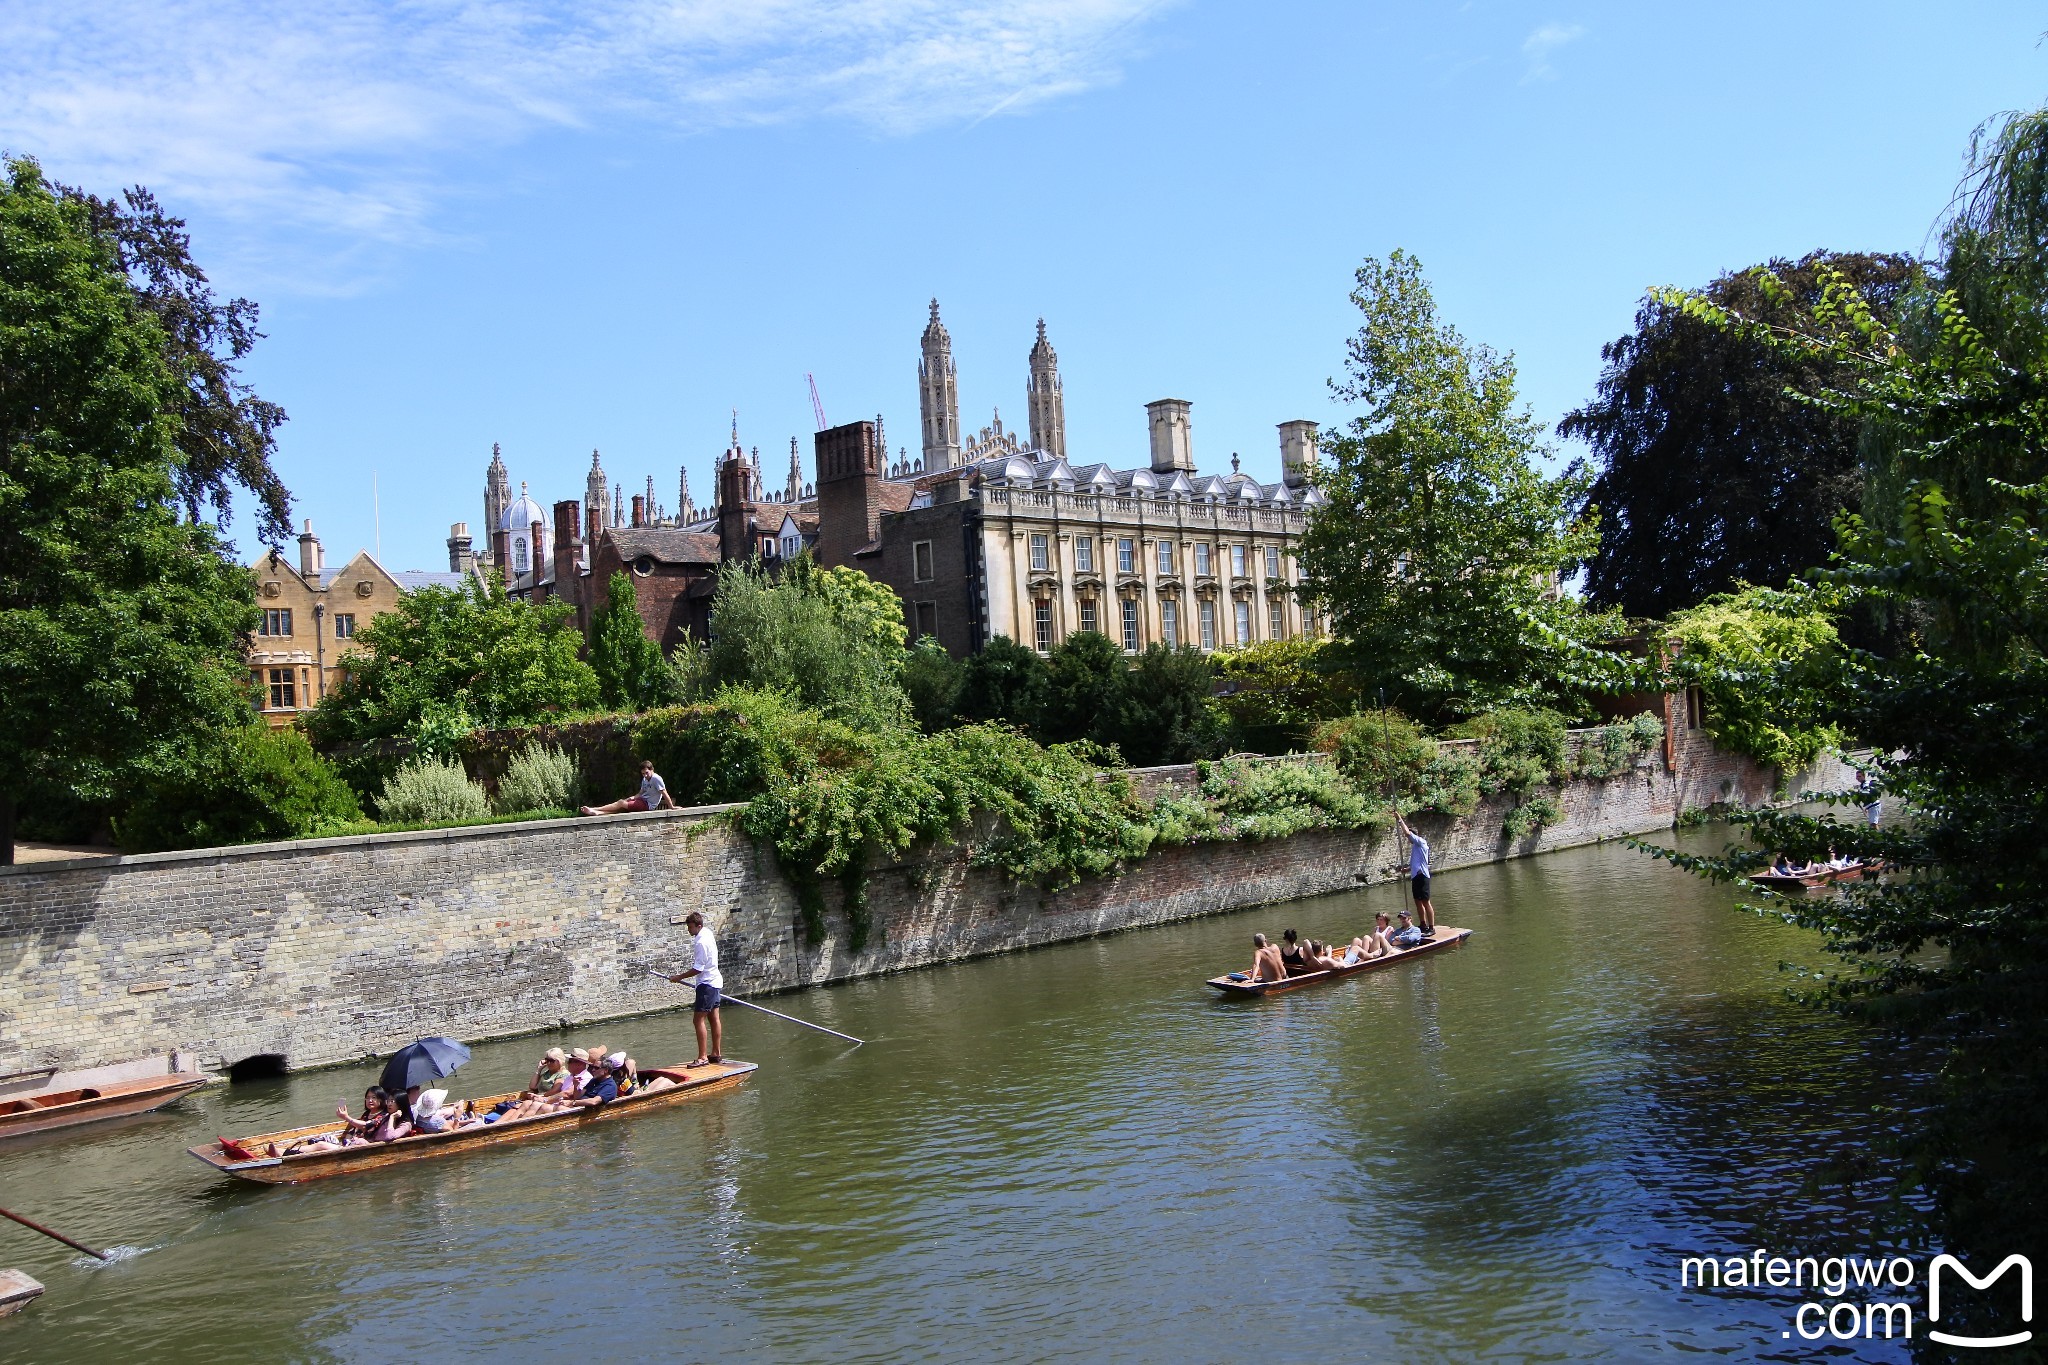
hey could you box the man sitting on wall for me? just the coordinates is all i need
[580,760,677,817]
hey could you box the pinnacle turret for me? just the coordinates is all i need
[919,299,961,471]
[1027,317,1066,459]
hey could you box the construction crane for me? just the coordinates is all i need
[806,374,827,432]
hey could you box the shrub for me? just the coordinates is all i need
[1214,638,1357,754]
[1503,794,1562,841]
[375,757,489,825]
[1194,757,1381,841]
[495,742,581,814]
[1448,706,1573,796]
[1043,630,1132,749]
[953,635,1050,734]
[117,725,363,852]
[1315,709,1482,817]
[903,638,964,732]
[1665,582,1844,769]
[1576,711,1665,779]
[1122,643,1228,766]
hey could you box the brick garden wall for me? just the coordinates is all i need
[0,735,1856,1078]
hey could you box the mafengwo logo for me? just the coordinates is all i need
[1678,1249,2032,1347]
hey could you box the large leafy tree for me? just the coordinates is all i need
[703,553,909,727]
[1652,105,2048,1324]
[305,579,599,749]
[1560,252,1921,617]
[0,158,260,861]
[952,635,1049,734]
[1297,250,1609,722]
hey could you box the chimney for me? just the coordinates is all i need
[1146,399,1194,474]
[446,522,474,574]
[813,419,883,568]
[1279,420,1319,489]
[551,500,582,616]
[718,452,751,562]
[297,518,324,577]
[630,495,646,529]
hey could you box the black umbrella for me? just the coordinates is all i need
[380,1037,471,1094]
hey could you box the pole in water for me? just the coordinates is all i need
[641,967,863,1046]
[0,1206,107,1260]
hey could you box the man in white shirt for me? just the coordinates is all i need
[667,912,725,1066]
[580,759,676,817]
[1394,810,1436,938]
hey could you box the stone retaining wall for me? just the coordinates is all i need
[0,729,1856,1078]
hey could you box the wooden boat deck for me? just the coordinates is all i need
[188,1061,756,1184]
[0,1073,210,1140]
[1748,862,1870,894]
[1207,927,1472,997]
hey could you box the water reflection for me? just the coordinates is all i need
[0,831,1925,1362]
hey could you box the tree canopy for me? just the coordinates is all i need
[1560,251,1921,617]
[702,554,909,727]
[587,571,678,711]
[304,578,598,751]
[0,158,262,861]
[1297,250,1612,723]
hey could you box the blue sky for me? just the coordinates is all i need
[6,2,2044,570]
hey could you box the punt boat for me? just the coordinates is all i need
[1206,927,1473,997]
[1747,861,1873,894]
[0,1073,210,1140]
[188,1060,756,1184]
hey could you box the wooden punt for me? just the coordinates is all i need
[1748,862,1870,894]
[187,1061,757,1184]
[0,1073,210,1140]
[1206,927,1473,997]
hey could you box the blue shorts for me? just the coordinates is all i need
[693,983,722,1013]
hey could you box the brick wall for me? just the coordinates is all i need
[0,738,1856,1078]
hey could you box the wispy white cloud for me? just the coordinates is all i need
[0,1,1173,285]
[1520,21,1585,84]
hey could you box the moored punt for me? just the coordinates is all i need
[188,1060,757,1184]
[0,1073,210,1141]
[1207,927,1472,997]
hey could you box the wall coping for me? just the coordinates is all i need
[0,801,747,879]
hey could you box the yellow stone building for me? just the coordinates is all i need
[246,522,475,726]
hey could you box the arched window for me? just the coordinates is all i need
[514,537,529,573]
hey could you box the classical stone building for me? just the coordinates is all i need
[247,523,473,726]
[827,303,1327,658]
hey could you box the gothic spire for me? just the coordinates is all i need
[786,436,803,503]
[1027,316,1066,459]
[919,298,961,471]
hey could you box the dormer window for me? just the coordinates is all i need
[514,537,529,573]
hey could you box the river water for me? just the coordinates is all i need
[1,830,1925,1363]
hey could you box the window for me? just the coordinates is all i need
[1161,600,1180,647]
[1157,540,1174,575]
[913,540,935,583]
[1269,599,1285,641]
[267,667,297,711]
[1231,544,1247,579]
[1687,685,1705,730]
[1075,536,1094,573]
[1029,533,1050,572]
[333,613,356,639]
[1117,538,1135,574]
[1235,600,1251,645]
[1264,545,1280,578]
[783,534,799,558]
[514,537,529,574]
[1194,543,1212,577]
[1080,600,1098,634]
[1121,598,1139,651]
[762,536,776,557]
[260,608,292,637]
[915,601,938,640]
[1034,599,1053,652]
[1199,599,1216,650]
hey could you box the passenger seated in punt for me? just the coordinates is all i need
[410,1089,484,1134]
[1302,939,1345,972]
[274,1087,410,1156]
[1278,929,1311,976]
[530,1048,570,1095]
[1341,919,1396,964]
[1387,911,1424,949]
[1239,932,1289,983]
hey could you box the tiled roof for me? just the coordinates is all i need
[604,527,721,564]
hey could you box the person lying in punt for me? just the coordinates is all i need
[1340,917,1399,964]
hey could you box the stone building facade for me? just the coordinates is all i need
[246,523,473,726]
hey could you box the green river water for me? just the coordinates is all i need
[0,829,1924,1363]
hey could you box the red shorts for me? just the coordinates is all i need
[622,796,650,812]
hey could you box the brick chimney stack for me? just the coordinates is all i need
[718,452,751,562]
[297,519,324,577]
[630,495,646,529]
[814,419,883,568]
[550,500,582,618]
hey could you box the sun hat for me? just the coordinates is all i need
[416,1089,447,1120]
[605,1052,627,1069]
[569,1048,590,1063]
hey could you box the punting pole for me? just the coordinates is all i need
[0,1206,107,1260]
[640,968,864,1047]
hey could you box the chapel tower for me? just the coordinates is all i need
[1026,318,1066,459]
[483,443,511,561]
[919,299,962,471]
[584,450,610,539]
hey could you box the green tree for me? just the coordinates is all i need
[1120,644,1227,766]
[305,578,598,752]
[1298,251,1611,723]
[0,158,261,862]
[587,571,675,711]
[1043,630,1132,748]
[1560,252,1921,617]
[1650,104,2048,1318]
[1664,583,1844,769]
[1212,638,1357,754]
[903,637,964,731]
[116,724,360,851]
[703,554,909,727]
[953,635,1051,734]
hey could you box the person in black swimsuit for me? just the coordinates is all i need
[1279,929,1310,976]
